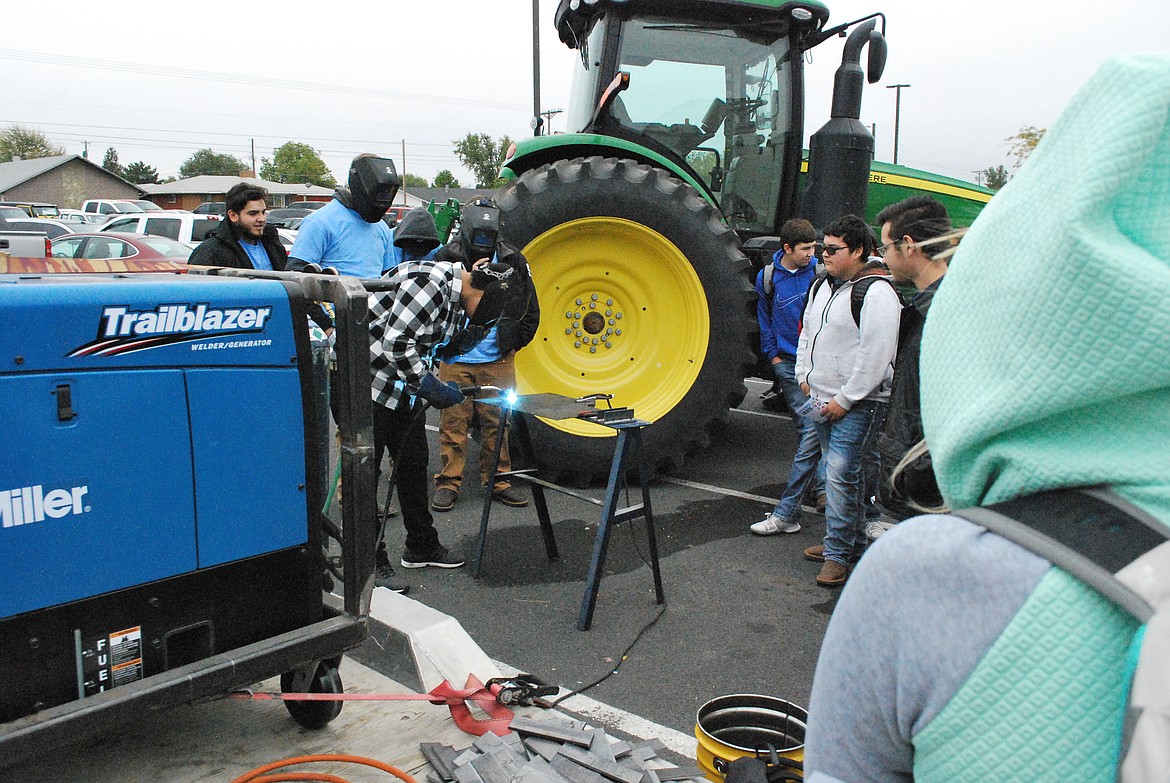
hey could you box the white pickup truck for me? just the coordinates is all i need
[0,215,50,257]
[99,212,220,244]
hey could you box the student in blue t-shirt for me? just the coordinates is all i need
[189,182,288,271]
[287,154,400,280]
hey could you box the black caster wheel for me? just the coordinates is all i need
[280,660,343,729]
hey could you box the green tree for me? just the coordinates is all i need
[259,141,337,187]
[123,161,160,184]
[401,173,428,188]
[0,125,65,162]
[453,133,512,187]
[102,147,124,177]
[979,164,1010,190]
[180,148,249,178]
[432,169,460,188]
[1006,125,1046,169]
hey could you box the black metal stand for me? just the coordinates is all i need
[473,399,665,631]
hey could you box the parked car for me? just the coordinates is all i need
[286,200,328,211]
[99,213,220,244]
[383,205,412,223]
[58,209,111,227]
[82,199,144,216]
[0,201,60,218]
[0,206,27,220]
[275,228,297,249]
[267,207,311,229]
[4,218,76,239]
[51,232,193,263]
[193,201,227,216]
[0,214,52,257]
[120,199,164,212]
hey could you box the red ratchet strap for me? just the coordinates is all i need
[231,674,514,736]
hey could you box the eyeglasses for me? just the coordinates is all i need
[820,244,849,257]
[876,239,902,258]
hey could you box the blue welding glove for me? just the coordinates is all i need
[417,372,465,409]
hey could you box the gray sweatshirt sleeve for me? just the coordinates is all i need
[803,515,1049,783]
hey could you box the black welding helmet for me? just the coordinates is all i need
[348,155,400,223]
[460,198,501,265]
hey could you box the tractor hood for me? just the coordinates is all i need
[554,0,829,49]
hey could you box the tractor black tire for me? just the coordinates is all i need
[281,660,344,729]
[497,156,757,484]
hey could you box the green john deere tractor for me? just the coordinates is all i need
[496,0,993,482]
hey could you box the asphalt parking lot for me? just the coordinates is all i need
[385,375,840,737]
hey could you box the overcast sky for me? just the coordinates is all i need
[3,0,1168,188]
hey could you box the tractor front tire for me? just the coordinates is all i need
[497,156,756,483]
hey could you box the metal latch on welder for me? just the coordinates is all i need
[55,383,77,422]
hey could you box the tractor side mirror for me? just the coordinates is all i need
[867,30,888,83]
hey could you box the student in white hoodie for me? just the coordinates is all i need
[794,214,901,587]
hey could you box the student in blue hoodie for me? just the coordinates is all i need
[750,218,826,535]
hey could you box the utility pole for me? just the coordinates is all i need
[886,84,910,165]
[250,139,256,177]
[402,139,408,200]
[82,140,89,160]
[532,0,541,135]
[972,170,984,186]
[540,109,563,134]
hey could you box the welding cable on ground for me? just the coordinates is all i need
[231,753,417,783]
[548,602,668,707]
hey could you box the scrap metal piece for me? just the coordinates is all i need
[522,736,566,762]
[554,744,645,783]
[510,716,595,747]
[421,742,461,782]
[652,766,706,781]
[587,728,615,762]
[550,754,610,783]
[470,749,519,783]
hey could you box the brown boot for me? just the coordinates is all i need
[816,560,849,588]
[803,544,825,562]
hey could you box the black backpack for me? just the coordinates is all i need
[805,272,901,328]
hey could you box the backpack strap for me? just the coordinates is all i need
[953,487,1167,621]
[849,276,901,329]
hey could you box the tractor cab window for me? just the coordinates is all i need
[613,16,793,233]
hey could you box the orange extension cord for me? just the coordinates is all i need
[230,753,419,783]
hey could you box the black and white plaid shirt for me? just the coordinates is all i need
[369,261,464,410]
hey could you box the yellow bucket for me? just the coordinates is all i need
[694,694,807,781]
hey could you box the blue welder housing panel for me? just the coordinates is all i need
[0,275,298,372]
[186,368,308,567]
[0,370,198,620]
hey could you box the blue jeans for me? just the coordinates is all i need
[815,400,885,566]
[770,359,826,522]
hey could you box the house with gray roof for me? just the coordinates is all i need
[0,155,144,208]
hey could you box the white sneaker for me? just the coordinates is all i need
[751,514,801,536]
[865,519,895,541]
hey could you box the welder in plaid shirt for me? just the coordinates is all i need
[366,258,532,591]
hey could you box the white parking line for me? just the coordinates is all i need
[662,477,777,506]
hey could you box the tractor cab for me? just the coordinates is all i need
[556,0,831,236]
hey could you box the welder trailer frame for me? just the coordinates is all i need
[0,268,378,766]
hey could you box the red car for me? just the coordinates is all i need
[50,231,193,264]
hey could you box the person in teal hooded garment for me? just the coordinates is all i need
[803,54,1170,783]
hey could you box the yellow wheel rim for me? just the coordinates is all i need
[516,217,709,438]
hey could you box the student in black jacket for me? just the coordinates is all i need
[189,183,287,270]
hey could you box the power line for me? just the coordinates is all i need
[0,48,527,112]
[0,117,463,151]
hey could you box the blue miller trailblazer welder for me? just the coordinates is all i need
[0,269,374,759]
